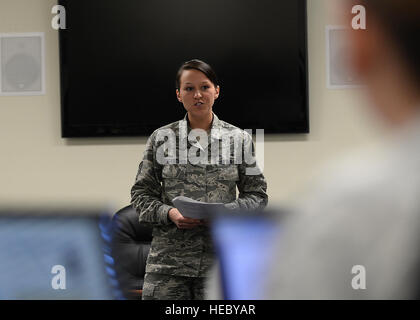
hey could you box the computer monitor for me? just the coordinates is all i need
[211,210,282,300]
[0,208,119,300]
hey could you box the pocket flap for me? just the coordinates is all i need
[217,166,239,181]
[162,165,186,179]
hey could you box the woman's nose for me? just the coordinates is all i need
[194,90,202,98]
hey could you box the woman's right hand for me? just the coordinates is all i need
[168,208,203,229]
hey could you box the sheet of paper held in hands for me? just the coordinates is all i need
[172,196,225,219]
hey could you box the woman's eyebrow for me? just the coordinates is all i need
[183,81,210,85]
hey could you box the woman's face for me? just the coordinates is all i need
[176,69,220,118]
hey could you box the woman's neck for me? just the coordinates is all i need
[188,112,213,131]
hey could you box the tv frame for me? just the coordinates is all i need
[58,0,309,138]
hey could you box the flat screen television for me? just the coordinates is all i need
[59,0,308,137]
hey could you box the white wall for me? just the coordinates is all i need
[0,0,382,211]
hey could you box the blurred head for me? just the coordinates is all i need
[175,59,220,121]
[348,0,420,126]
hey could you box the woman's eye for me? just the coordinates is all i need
[185,87,193,91]
[202,86,209,90]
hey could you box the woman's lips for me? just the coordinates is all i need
[194,102,204,106]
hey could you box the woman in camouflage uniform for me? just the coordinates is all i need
[131,59,268,300]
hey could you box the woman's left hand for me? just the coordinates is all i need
[169,208,204,229]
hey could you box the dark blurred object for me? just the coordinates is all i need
[110,205,153,300]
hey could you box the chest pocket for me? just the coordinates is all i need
[205,165,239,203]
[162,164,186,180]
[206,164,239,182]
[215,165,240,182]
[162,164,186,200]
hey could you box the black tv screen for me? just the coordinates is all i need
[59,0,308,137]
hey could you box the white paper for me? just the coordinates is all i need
[172,196,225,219]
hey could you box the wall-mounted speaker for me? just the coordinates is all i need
[326,26,362,89]
[0,32,45,96]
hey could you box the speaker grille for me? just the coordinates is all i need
[0,33,44,95]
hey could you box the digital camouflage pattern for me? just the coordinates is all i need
[142,273,206,300]
[131,113,268,277]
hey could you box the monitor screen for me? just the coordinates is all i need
[59,0,308,137]
[0,210,117,300]
[211,213,281,300]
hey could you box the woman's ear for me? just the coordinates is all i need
[176,89,182,102]
[214,85,220,100]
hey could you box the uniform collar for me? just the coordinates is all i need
[182,112,223,141]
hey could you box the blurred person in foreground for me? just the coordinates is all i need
[266,0,420,299]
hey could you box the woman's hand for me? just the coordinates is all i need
[168,208,204,229]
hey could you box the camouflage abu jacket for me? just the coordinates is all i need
[131,113,268,277]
